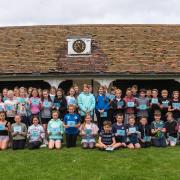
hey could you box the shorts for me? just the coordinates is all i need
[41,118,51,124]
[81,138,95,144]
[0,136,9,141]
[49,139,61,143]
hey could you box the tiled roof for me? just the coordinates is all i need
[0,25,180,74]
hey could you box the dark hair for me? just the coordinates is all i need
[103,120,112,127]
[139,89,146,93]
[116,113,123,118]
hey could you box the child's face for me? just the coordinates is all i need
[14,89,19,96]
[140,92,146,98]
[83,87,89,94]
[115,91,122,98]
[68,107,75,114]
[8,92,14,99]
[15,116,21,123]
[99,87,104,94]
[70,89,75,96]
[128,118,135,125]
[74,86,79,92]
[50,88,56,95]
[57,91,62,97]
[161,91,168,98]
[116,116,123,124]
[43,91,48,98]
[0,113,5,121]
[146,90,152,97]
[140,118,147,125]
[132,87,138,94]
[173,92,179,99]
[154,115,161,121]
[85,115,91,124]
[32,90,38,97]
[126,90,132,97]
[152,91,158,97]
[33,118,39,125]
[3,89,8,97]
[103,125,111,133]
[19,90,25,97]
[167,115,173,121]
[52,112,58,120]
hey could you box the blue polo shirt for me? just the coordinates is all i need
[64,113,80,135]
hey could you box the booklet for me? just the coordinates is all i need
[129,127,136,133]
[139,104,147,110]
[67,121,76,127]
[151,98,158,104]
[127,102,135,108]
[0,124,5,131]
[14,126,22,133]
[117,129,125,136]
[100,112,107,117]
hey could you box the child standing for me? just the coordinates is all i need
[95,86,110,131]
[41,90,53,130]
[4,90,17,124]
[165,112,178,147]
[124,88,136,125]
[0,93,5,112]
[78,84,95,123]
[111,89,125,121]
[126,116,141,149]
[136,89,149,121]
[47,111,64,149]
[27,116,45,149]
[151,111,166,147]
[16,87,30,127]
[29,88,41,119]
[112,114,126,148]
[64,105,80,148]
[0,111,10,150]
[11,115,27,150]
[138,117,151,148]
[96,121,120,150]
[79,114,99,149]
[160,90,171,121]
[53,88,67,119]
[169,91,180,124]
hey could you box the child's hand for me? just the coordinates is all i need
[65,125,70,129]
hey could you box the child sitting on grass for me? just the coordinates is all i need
[11,115,27,150]
[96,121,120,151]
[47,111,64,150]
[151,111,166,147]
[27,116,45,149]
[138,117,151,148]
[126,116,141,149]
[165,112,178,147]
[112,113,126,148]
[79,113,99,149]
[64,105,80,148]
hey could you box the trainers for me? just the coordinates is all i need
[40,144,47,148]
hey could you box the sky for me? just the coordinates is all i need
[0,0,180,26]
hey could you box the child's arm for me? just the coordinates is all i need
[110,137,116,146]
[98,137,107,148]
[20,125,27,136]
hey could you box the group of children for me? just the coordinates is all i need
[0,84,179,151]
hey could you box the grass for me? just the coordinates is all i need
[1,144,180,180]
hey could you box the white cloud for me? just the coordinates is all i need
[0,0,180,26]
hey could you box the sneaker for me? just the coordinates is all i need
[40,144,47,148]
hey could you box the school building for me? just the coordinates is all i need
[0,25,180,93]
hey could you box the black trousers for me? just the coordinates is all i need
[96,111,109,132]
[66,134,77,147]
[12,139,26,150]
[28,141,42,150]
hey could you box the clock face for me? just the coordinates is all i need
[72,40,86,53]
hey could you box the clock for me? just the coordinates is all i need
[72,40,86,53]
[67,37,91,55]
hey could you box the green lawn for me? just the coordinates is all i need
[1,145,180,180]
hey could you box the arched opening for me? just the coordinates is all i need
[58,80,73,95]
[113,79,180,97]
